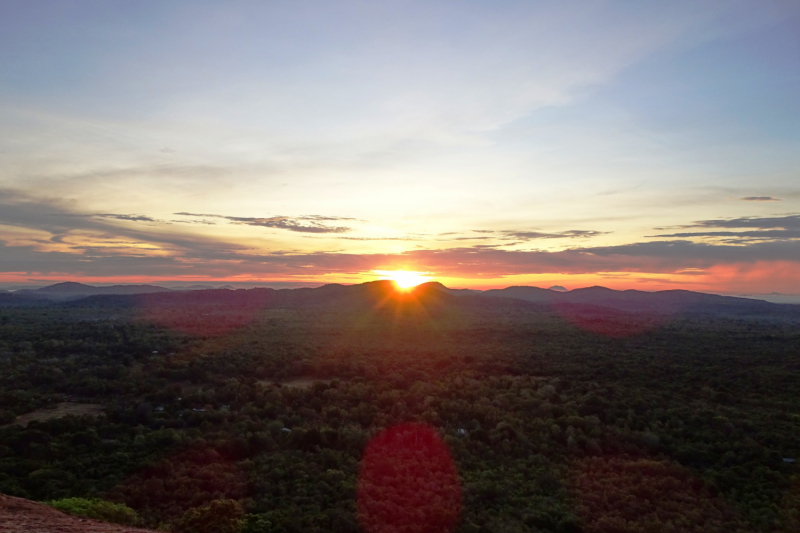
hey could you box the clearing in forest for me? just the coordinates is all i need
[10,403,104,427]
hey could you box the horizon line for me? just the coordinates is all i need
[3,279,800,299]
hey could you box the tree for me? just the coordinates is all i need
[172,499,245,533]
[48,498,139,526]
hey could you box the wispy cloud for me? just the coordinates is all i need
[650,230,800,242]
[0,190,253,262]
[83,213,158,223]
[462,229,610,241]
[502,230,610,240]
[170,218,218,225]
[740,196,781,202]
[335,236,423,241]
[657,214,800,230]
[174,212,356,233]
[652,214,800,242]
[56,212,162,226]
[440,236,495,241]
[649,215,800,244]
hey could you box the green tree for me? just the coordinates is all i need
[172,499,245,533]
[48,497,139,526]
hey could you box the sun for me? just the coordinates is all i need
[373,270,432,290]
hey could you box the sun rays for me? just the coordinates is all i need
[372,270,432,290]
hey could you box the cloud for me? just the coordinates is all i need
[460,229,610,241]
[1,191,799,288]
[369,241,800,277]
[0,189,254,263]
[652,214,800,242]
[93,214,158,222]
[335,237,423,241]
[1,236,799,286]
[502,230,610,240]
[59,212,161,226]
[665,214,800,230]
[171,218,218,225]
[740,197,780,202]
[175,212,355,233]
[571,240,800,265]
[650,230,800,242]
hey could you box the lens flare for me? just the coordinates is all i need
[358,423,461,533]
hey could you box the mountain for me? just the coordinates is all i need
[9,282,240,301]
[63,280,456,315]
[483,285,559,303]
[13,282,173,301]
[0,493,156,533]
[439,286,483,296]
[480,285,782,315]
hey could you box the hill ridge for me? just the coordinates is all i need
[2,280,797,319]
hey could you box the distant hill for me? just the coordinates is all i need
[56,280,453,315]
[480,285,783,315]
[6,282,244,302]
[483,285,558,303]
[13,282,173,301]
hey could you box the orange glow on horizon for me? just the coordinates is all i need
[2,262,799,296]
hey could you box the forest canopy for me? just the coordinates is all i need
[1,283,798,532]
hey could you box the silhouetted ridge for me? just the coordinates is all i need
[36,281,95,293]
[14,282,172,301]
[61,279,453,311]
[477,285,789,316]
[3,281,796,319]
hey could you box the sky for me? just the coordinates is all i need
[1,0,799,294]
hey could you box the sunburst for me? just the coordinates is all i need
[373,269,432,290]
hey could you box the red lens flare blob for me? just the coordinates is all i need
[358,423,462,533]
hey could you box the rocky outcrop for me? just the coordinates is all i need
[0,494,156,533]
